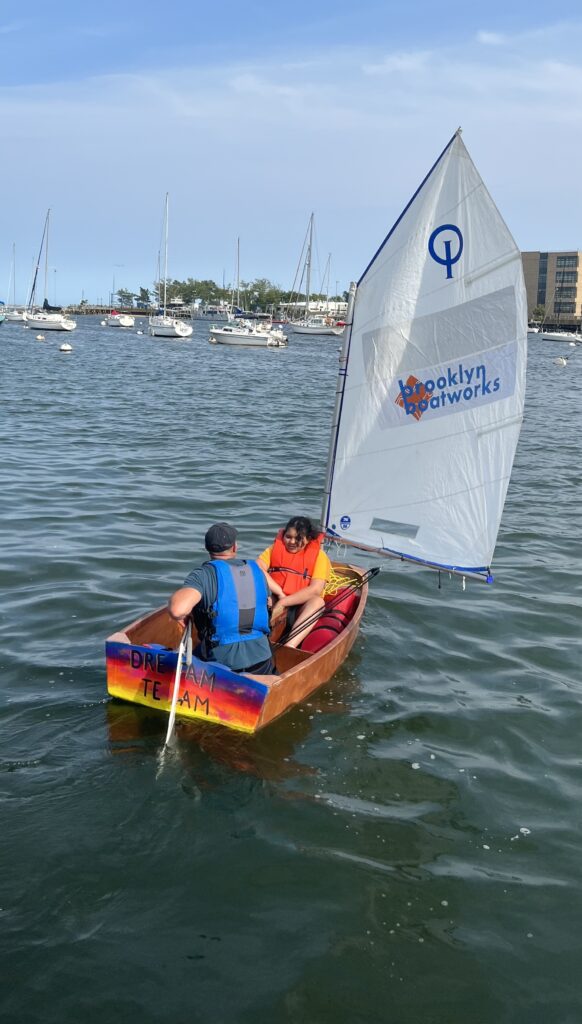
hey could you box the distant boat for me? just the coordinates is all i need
[104,311,135,328]
[287,214,344,335]
[291,315,344,336]
[4,244,27,322]
[538,329,581,343]
[149,195,193,339]
[25,211,76,332]
[209,320,288,347]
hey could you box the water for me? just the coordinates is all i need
[1,319,580,1024]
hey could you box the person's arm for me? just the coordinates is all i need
[273,577,325,611]
[257,546,285,600]
[259,565,285,599]
[273,550,330,612]
[168,586,202,622]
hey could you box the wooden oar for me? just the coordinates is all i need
[164,620,191,747]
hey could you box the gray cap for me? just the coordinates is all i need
[204,522,237,553]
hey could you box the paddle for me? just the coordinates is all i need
[272,566,380,648]
[164,619,191,747]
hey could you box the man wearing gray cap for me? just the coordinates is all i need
[168,523,275,675]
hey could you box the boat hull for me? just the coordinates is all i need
[539,331,581,343]
[209,327,287,347]
[105,564,367,734]
[25,313,76,331]
[291,323,344,336]
[149,317,193,338]
[105,315,135,328]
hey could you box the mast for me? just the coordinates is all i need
[27,209,50,310]
[321,281,357,528]
[236,237,240,309]
[12,244,16,307]
[323,252,331,311]
[162,193,169,316]
[43,209,50,303]
[305,213,313,319]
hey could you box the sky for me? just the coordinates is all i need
[2,0,582,305]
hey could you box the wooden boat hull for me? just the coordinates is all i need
[105,564,368,734]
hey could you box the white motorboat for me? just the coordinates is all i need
[104,312,135,328]
[25,310,77,332]
[538,330,581,343]
[291,315,344,336]
[209,321,287,347]
[148,195,193,339]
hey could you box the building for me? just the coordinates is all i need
[521,251,582,326]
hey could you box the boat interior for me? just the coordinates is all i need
[116,565,364,676]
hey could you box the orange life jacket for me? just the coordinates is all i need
[269,529,325,595]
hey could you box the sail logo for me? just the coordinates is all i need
[395,362,501,421]
[428,224,463,279]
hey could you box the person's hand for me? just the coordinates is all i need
[270,600,287,623]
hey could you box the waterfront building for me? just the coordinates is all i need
[522,251,582,325]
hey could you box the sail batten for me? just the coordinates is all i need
[324,134,527,580]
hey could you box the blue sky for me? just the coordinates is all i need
[2,1,582,304]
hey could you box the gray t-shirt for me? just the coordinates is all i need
[183,558,271,671]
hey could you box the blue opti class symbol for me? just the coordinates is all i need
[340,515,351,530]
[428,224,463,279]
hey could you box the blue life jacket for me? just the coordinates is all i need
[206,559,269,648]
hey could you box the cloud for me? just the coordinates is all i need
[0,21,26,35]
[2,20,582,300]
[363,51,431,75]
[476,31,508,46]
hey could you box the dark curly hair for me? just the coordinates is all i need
[283,516,320,542]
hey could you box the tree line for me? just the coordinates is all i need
[114,277,348,309]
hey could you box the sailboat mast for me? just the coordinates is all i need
[236,237,240,309]
[27,209,50,310]
[321,281,357,529]
[12,243,16,307]
[44,209,50,303]
[305,213,313,318]
[163,193,169,316]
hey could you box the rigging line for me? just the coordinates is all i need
[271,567,379,649]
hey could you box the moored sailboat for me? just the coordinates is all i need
[25,211,76,332]
[149,194,193,339]
[288,214,344,336]
[106,129,527,734]
[4,244,27,323]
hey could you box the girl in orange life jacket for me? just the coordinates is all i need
[258,516,332,650]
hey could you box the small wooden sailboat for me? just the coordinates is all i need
[106,129,527,734]
[106,563,369,734]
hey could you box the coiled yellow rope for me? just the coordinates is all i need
[324,566,362,595]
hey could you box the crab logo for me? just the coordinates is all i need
[340,515,351,530]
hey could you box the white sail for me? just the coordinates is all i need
[323,131,527,580]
